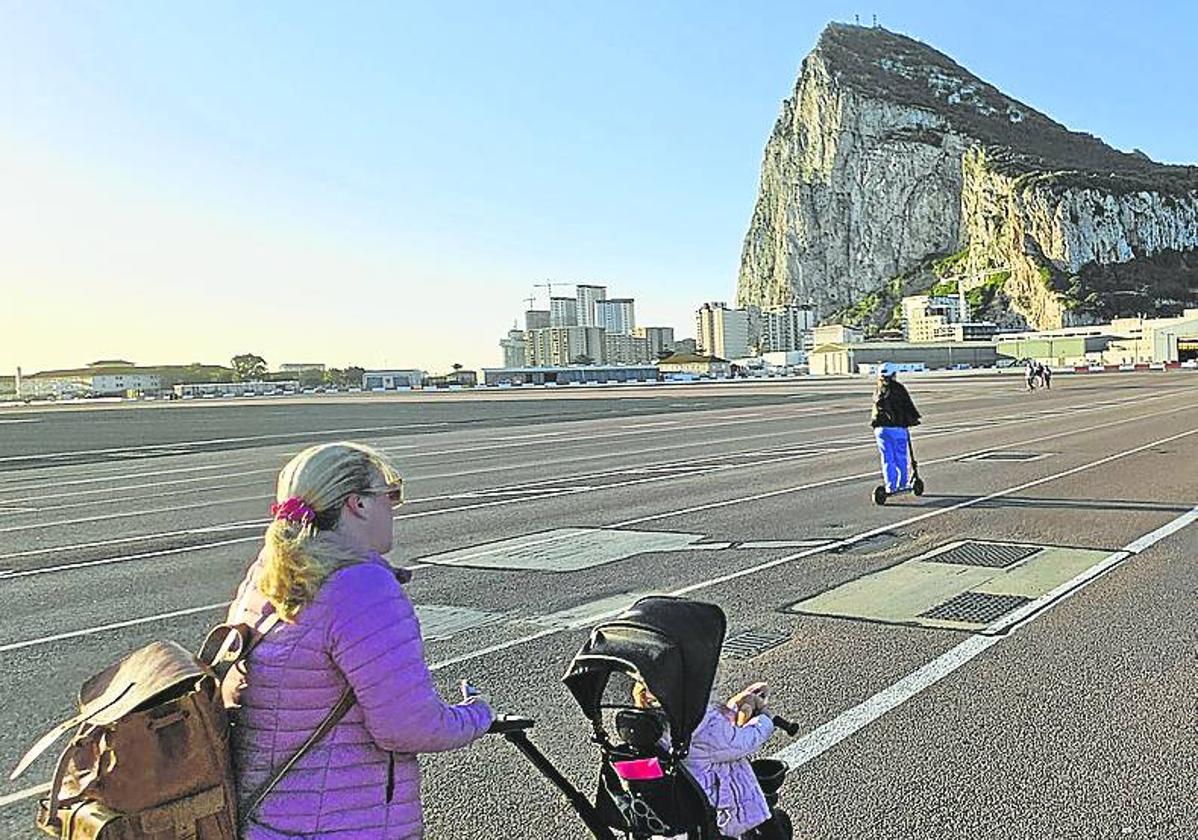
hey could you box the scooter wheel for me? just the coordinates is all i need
[912,477,925,496]
[872,485,888,506]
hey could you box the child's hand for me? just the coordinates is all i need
[727,681,769,724]
[745,681,769,708]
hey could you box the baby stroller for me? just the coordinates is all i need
[489,596,798,838]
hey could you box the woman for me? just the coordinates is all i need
[870,362,922,494]
[226,441,493,839]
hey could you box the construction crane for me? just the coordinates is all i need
[523,296,535,310]
[532,281,555,303]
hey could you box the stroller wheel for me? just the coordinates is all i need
[912,477,925,496]
[773,808,794,840]
[872,485,887,506]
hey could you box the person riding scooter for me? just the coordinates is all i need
[870,362,921,495]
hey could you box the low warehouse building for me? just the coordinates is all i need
[809,341,998,375]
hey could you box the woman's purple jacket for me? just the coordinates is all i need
[226,552,493,839]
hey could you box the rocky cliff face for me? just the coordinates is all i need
[737,24,1198,329]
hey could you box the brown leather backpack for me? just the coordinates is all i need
[10,618,352,840]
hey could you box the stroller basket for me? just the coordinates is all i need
[751,759,787,797]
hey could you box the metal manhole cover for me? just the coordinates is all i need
[418,527,708,571]
[922,541,1039,568]
[415,605,506,641]
[722,628,791,660]
[965,451,1048,463]
[918,592,1032,624]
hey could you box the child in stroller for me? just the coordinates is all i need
[632,680,792,839]
[488,596,797,840]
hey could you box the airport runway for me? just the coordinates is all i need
[0,373,1195,839]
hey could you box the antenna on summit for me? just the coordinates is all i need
[854,14,860,24]
[873,14,879,27]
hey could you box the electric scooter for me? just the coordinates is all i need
[872,434,925,505]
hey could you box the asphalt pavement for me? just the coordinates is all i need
[0,373,1194,839]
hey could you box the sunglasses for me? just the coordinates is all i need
[361,481,405,508]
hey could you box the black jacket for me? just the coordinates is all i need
[871,379,921,428]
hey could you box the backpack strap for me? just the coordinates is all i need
[205,610,358,828]
[198,612,281,669]
[239,686,356,828]
[8,684,133,781]
[38,732,88,831]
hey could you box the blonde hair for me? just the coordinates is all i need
[258,441,401,620]
[632,680,659,709]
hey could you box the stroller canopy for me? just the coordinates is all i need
[563,596,726,754]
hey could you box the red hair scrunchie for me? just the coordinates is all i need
[270,497,317,525]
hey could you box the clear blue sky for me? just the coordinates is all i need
[3,0,1194,373]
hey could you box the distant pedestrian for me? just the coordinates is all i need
[1041,363,1052,389]
[1025,359,1038,391]
[870,363,921,493]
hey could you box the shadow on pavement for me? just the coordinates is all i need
[908,495,1194,514]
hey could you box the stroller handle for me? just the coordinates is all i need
[487,714,536,735]
[772,714,800,737]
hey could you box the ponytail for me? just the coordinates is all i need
[256,442,400,620]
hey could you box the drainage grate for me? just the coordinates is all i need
[922,541,1039,569]
[919,592,1033,624]
[966,451,1047,462]
[722,628,791,660]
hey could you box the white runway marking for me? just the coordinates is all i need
[0,462,235,493]
[422,424,1198,681]
[0,398,819,478]
[0,519,261,561]
[527,591,656,630]
[768,506,1198,771]
[0,535,260,578]
[0,494,268,534]
[0,419,844,500]
[0,783,50,808]
[0,601,231,654]
[0,431,1195,807]
[2,395,1190,575]
[0,423,448,464]
[0,385,1176,499]
[17,423,1185,652]
[3,479,268,513]
[737,540,835,549]
[485,431,574,441]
